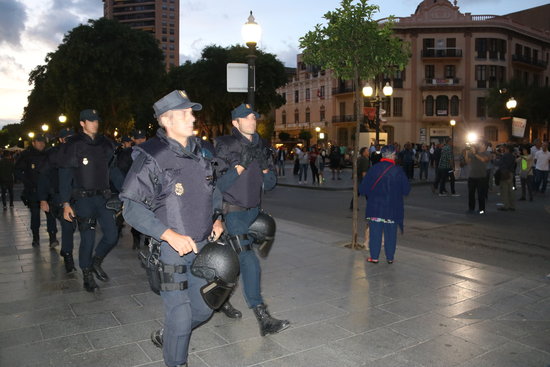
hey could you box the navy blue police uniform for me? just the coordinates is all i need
[120,128,218,367]
[15,136,57,247]
[58,114,119,290]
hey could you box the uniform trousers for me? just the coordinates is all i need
[224,206,263,308]
[29,200,57,236]
[160,240,212,367]
[74,195,118,268]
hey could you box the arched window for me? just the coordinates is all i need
[305,107,311,123]
[436,96,449,116]
[281,110,286,125]
[484,126,498,142]
[320,105,326,121]
[294,109,299,123]
[450,96,459,116]
[425,96,434,116]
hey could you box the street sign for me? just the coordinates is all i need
[227,63,248,93]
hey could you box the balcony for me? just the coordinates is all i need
[421,48,463,59]
[425,78,460,86]
[331,86,355,95]
[512,54,548,70]
[332,115,357,123]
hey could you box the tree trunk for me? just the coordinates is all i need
[351,68,363,250]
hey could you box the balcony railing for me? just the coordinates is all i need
[331,86,355,95]
[512,54,548,69]
[421,48,463,58]
[424,78,460,86]
[332,115,357,123]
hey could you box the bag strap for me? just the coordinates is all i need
[371,164,394,191]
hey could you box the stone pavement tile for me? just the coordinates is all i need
[269,320,353,352]
[414,284,481,308]
[326,327,419,365]
[517,327,550,353]
[389,312,466,342]
[453,279,495,293]
[40,312,120,339]
[70,294,142,316]
[397,334,486,367]
[0,325,42,349]
[209,316,263,343]
[454,267,515,286]
[112,303,164,325]
[0,304,73,332]
[522,283,550,301]
[489,292,541,313]
[328,307,405,334]
[86,319,160,349]
[494,277,548,294]
[469,287,518,306]
[55,343,151,367]
[468,319,550,340]
[0,333,92,367]
[326,292,394,312]
[457,341,550,367]
[275,301,348,327]
[503,298,550,321]
[375,297,435,318]
[259,287,337,312]
[452,305,506,320]
[368,279,434,300]
[189,325,231,353]
[363,354,426,367]
[435,299,486,318]
[138,339,163,362]
[258,345,360,367]
[196,336,289,367]
[450,323,510,350]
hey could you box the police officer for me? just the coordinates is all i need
[15,134,58,247]
[214,103,290,336]
[120,90,223,367]
[38,128,77,272]
[58,109,119,292]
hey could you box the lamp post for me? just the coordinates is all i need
[41,123,49,133]
[449,119,456,143]
[506,97,517,114]
[58,114,67,123]
[241,11,261,108]
[363,81,393,143]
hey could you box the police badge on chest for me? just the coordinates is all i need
[175,183,184,196]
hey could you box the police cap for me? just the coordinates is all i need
[231,103,259,120]
[153,90,202,118]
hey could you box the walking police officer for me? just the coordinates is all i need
[58,109,119,292]
[38,127,77,272]
[120,90,224,367]
[214,103,290,336]
[15,134,58,247]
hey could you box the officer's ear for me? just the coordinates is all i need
[231,119,239,129]
[79,120,85,129]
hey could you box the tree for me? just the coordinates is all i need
[299,130,313,147]
[278,131,291,141]
[300,0,410,249]
[22,18,166,135]
[167,45,287,139]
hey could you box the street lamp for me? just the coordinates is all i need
[241,11,261,108]
[506,97,517,112]
[41,123,49,132]
[363,81,393,143]
[58,114,67,123]
[28,132,35,139]
[449,119,456,142]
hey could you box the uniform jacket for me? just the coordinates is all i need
[15,146,49,193]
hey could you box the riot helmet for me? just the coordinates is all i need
[191,239,240,309]
[248,211,276,258]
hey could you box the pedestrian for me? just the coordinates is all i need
[464,141,490,214]
[15,134,58,247]
[0,150,15,209]
[37,127,77,272]
[120,90,224,367]
[213,103,290,336]
[496,144,516,211]
[359,145,410,264]
[418,144,430,180]
[350,146,370,209]
[59,109,120,291]
[433,138,453,195]
[533,142,549,194]
[309,147,321,185]
[276,146,286,176]
[517,146,534,201]
[398,142,415,180]
[329,145,342,180]
[297,147,309,183]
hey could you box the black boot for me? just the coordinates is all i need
[32,232,39,247]
[253,304,290,336]
[151,328,163,348]
[48,232,59,249]
[92,255,109,282]
[219,301,242,319]
[82,268,99,292]
[60,251,76,273]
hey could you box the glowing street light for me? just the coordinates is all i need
[41,123,49,132]
[506,97,517,112]
[58,114,67,123]
[28,132,35,139]
[242,11,261,108]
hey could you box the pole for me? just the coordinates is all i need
[246,46,256,109]
[374,99,380,143]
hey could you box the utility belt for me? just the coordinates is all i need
[138,238,188,295]
[222,201,251,214]
[73,189,111,199]
[226,234,253,254]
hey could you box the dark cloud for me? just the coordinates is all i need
[0,55,26,81]
[0,0,27,46]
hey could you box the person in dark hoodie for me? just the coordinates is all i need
[360,144,410,264]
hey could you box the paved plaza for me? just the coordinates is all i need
[1,182,549,367]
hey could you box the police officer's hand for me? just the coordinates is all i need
[210,219,224,241]
[63,205,75,222]
[161,229,198,256]
[40,200,49,213]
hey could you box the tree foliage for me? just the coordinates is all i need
[167,45,287,138]
[22,18,167,135]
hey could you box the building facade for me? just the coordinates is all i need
[102,0,179,70]
[274,0,550,148]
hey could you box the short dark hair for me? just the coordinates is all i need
[359,147,367,155]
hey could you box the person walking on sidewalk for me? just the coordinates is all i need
[517,146,534,201]
[297,147,309,184]
[418,144,430,180]
[496,144,516,211]
[464,142,490,214]
[214,103,290,336]
[533,142,549,194]
[360,145,410,264]
[121,90,223,367]
[432,138,453,195]
[0,150,15,209]
[15,134,58,247]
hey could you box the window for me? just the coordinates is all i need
[425,65,435,80]
[282,111,286,125]
[476,97,486,118]
[450,96,459,116]
[305,88,310,101]
[484,126,498,141]
[475,38,487,59]
[294,90,299,103]
[444,65,455,79]
[394,69,405,88]
[475,65,487,88]
[319,85,325,98]
[339,102,346,118]
[393,98,403,117]
[436,96,449,116]
[294,109,299,123]
[425,96,434,116]
[382,98,391,117]
[320,106,326,121]
[305,107,311,123]
[423,38,434,56]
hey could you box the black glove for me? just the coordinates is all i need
[239,145,258,169]
[259,147,270,171]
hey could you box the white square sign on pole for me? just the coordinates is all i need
[227,63,248,93]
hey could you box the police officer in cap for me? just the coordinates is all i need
[58,109,120,292]
[120,90,224,367]
[15,134,58,247]
[214,103,290,336]
[38,127,77,272]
